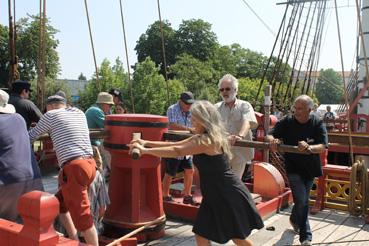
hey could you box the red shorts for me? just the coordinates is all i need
[55,158,96,231]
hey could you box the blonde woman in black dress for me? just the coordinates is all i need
[129,100,263,246]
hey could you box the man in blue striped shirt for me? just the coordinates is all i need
[163,92,197,205]
[29,95,98,246]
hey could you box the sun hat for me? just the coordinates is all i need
[0,89,16,114]
[96,92,114,105]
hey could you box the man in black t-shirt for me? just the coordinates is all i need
[8,80,42,129]
[266,95,328,246]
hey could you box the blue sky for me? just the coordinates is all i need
[0,0,358,79]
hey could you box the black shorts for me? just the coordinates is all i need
[165,158,193,177]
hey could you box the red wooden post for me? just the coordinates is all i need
[311,149,328,214]
[17,191,59,245]
[103,114,167,242]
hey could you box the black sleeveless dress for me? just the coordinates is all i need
[192,153,264,243]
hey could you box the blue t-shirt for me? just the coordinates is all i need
[270,114,328,179]
[0,113,40,185]
[85,104,105,146]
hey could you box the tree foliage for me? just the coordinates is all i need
[315,68,343,104]
[0,16,60,88]
[78,73,87,80]
[175,19,218,61]
[170,54,218,102]
[134,20,176,69]
[131,57,167,115]
[78,58,128,111]
[29,78,72,107]
[0,25,8,86]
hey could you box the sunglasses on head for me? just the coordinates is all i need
[219,87,232,92]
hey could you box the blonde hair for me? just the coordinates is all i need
[190,100,232,160]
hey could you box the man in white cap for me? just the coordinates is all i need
[0,89,43,222]
[29,94,99,245]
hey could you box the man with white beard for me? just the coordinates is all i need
[215,74,258,179]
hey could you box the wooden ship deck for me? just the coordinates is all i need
[42,170,369,246]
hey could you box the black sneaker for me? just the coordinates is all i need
[163,196,173,202]
[183,195,199,206]
[289,218,299,234]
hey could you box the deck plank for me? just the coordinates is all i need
[310,210,349,245]
[259,209,331,246]
[347,222,369,246]
[319,215,364,246]
[41,173,369,246]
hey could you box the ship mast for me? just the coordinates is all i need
[356,0,369,131]
[7,0,19,88]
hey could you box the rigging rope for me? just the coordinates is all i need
[286,1,319,103]
[36,0,46,111]
[240,0,276,37]
[83,0,100,91]
[269,4,299,95]
[156,0,170,108]
[271,3,304,98]
[300,0,326,96]
[281,1,314,103]
[333,0,354,165]
[254,4,290,105]
[304,1,327,95]
[118,0,135,113]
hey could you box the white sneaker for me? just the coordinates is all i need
[301,240,312,246]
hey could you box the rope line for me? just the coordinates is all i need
[83,0,100,91]
[156,0,170,108]
[333,0,354,165]
[118,0,135,113]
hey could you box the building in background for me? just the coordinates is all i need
[56,79,89,103]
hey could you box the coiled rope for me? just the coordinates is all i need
[348,159,369,216]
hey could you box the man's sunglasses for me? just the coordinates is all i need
[219,87,232,92]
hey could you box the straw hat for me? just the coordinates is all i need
[0,89,16,114]
[96,92,114,105]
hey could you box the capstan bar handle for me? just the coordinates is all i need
[163,131,312,155]
[131,132,142,160]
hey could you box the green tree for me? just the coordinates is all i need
[0,25,8,86]
[78,73,87,80]
[78,58,128,111]
[231,44,267,79]
[0,16,60,88]
[166,78,186,106]
[238,78,264,103]
[134,20,176,69]
[132,57,167,114]
[315,68,343,104]
[210,45,237,78]
[175,19,219,62]
[170,54,218,102]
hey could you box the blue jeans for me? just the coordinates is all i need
[288,173,314,242]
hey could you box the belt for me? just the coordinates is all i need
[61,155,93,168]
